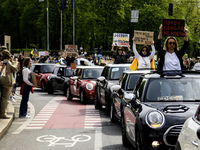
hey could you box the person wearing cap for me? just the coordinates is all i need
[0,50,18,119]
[111,44,131,64]
[157,24,189,72]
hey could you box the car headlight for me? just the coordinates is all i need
[145,111,165,129]
[86,83,93,91]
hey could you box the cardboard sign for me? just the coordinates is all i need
[162,19,185,37]
[134,30,154,45]
[31,72,37,87]
[70,63,76,70]
[113,33,129,47]
[24,51,30,57]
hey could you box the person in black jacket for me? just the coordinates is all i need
[157,24,189,72]
[111,45,131,64]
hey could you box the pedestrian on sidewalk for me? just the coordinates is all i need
[19,57,34,118]
[0,50,18,119]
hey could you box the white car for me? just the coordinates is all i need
[176,105,200,150]
[74,58,94,66]
[60,58,94,66]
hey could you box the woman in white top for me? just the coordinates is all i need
[19,57,34,118]
[132,37,155,69]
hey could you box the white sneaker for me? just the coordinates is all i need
[10,97,16,102]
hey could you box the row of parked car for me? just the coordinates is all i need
[30,61,200,150]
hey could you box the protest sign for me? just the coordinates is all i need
[113,33,129,47]
[162,19,185,37]
[63,45,78,57]
[134,30,154,45]
[24,51,30,57]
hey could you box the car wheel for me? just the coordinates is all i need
[121,116,130,147]
[136,129,145,150]
[80,89,87,104]
[47,82,54,94]
[95,91,102,109]
[66,86,73,100]
[41,80,46,92]
[110,101,118,122]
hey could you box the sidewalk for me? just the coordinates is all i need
[0,101,15,139]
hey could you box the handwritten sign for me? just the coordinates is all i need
[162,19,185,37]
[134,30,154,45]
[113,33,129,47]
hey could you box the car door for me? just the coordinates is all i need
[33,65,41,87]
[113,73,128,118]
[100,67,110,104]
[56,67,65,90]
[51,67,59,90]
[124,77,146,143]
[70,68,82,95]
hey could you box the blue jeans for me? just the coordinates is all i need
[19,84,31,117]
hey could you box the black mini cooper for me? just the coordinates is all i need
[121,71,200,150]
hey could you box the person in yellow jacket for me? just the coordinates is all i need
[129,37,155,70]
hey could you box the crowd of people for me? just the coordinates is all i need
[0,24,200,119]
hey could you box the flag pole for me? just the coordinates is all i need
[47,0,49,51]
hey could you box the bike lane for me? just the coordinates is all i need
[25,96,101,129]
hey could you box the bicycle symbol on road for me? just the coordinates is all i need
[36,134,91,147]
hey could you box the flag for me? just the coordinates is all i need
[72,0,74,9]
[129,57,155,70]
[61,0,66,10]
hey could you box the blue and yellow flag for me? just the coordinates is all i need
[129,57,155,70]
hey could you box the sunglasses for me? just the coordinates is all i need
[169,42,176,45]
[142,50,147,52]
[118,49,123,51]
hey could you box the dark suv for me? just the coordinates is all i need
[121,71,200,150]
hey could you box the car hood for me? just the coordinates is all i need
[144,102,199,123]
[82,80,96,84]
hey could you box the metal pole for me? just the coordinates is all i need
[47,0,49,51]
[73,0,75,45]
[60,10,62,50]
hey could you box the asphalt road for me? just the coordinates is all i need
[0,88,132,150]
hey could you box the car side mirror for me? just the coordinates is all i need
[57,73,62,76]
[97,76,105,82]
[34,70,39,74]
[197,127,200,139]
[111,85,121,93]
[124,93,136,102]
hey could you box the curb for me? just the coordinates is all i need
[0,101,15,140]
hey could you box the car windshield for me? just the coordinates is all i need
[126,74,141,90]
[41,65,56,73]
[145,78,200,102]
[110,67,130,80]
[82,68,103,79]
[65,68,73,76]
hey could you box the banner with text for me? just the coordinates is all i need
[162,19,185,37]
[113,33,129,47]
[134,30,154,45]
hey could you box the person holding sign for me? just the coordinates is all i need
[130,37,155,69]
[111,45,131,64]
[157,24,189,72]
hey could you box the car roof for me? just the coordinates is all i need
[32,63,60,66]
[142,71,200,79]
[123,70,154,74]
[76,66,104,69]
[105,63,131,67]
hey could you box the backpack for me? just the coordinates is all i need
[16,69,23,87]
